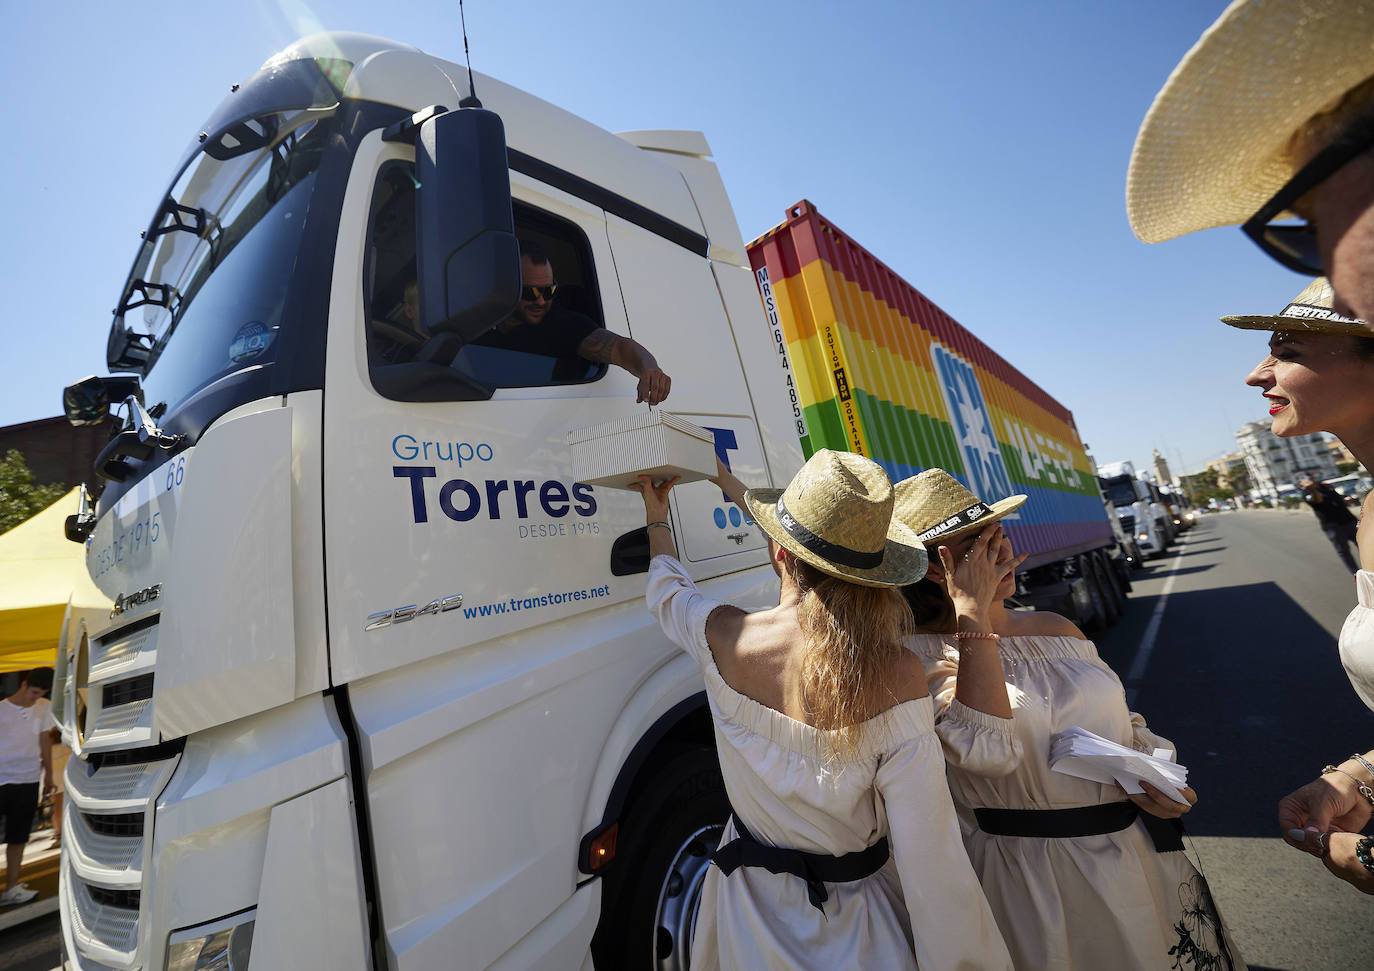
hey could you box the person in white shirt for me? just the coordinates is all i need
[0,667,55,906]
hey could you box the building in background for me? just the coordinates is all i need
[0,416,114,491]
[1203,453,1251,495]
[1325,436,1363,473]
[1151,449,1174,487]
[1235,419,1338,503]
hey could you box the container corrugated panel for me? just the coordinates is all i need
[746,200,1111,567]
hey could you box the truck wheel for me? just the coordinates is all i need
[1071,557,1105,632]
[592,745,730,971]
[1091,553,1121,626]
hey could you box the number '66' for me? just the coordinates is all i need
[165,456,185,492]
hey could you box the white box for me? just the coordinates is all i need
[567,410,718,490]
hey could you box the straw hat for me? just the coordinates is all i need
[891,469,1027,548]
[1127,0,1374,243]
[1222,277,1369,336]
[744,449,927,588]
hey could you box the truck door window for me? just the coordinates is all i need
[363,161,607,397]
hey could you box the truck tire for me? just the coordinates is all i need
[1070,560,1105,632]
[592,745,730,971]
[1091,553,1121,626]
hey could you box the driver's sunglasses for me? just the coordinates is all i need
[521,284,557,301]
[1242,122,1374,275]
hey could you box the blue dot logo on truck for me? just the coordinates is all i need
[931,344,1016,504]
[701,425,755,529]
[229,320,276,364]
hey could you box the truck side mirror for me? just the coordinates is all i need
[415,108,521,362]
[63,374,143,426]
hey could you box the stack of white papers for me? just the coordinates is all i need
[1049,727,1189,804]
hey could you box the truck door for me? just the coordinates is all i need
[602,216,771,573]
[321,132,731,967]
[324,134,678,681]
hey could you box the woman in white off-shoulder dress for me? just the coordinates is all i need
[895,469,1245,970]
[1232,279,1374,894]
[634,450,1010,970]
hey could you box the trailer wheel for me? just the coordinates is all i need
[1074,555,1108,632]
[1091,553,1121,626]
[592,745,730,971]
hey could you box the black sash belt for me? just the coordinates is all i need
[711,813,890,913]
[974,803,1184,853]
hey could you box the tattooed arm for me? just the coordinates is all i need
[576,328,672,405]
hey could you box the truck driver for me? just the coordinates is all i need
[478,239,672,405]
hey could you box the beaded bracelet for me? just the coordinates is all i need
[954,631,1000,641]
[1322,765,1374,808]
[1351,753,1374,782]
[1356,836,1374,876]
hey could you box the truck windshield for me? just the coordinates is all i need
[1104,478,1137,507]
[115,106,337,417]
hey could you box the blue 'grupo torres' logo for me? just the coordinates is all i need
[390,437,596,524]
[931,344,1015,502]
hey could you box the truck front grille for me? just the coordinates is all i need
[84,812,145,838]
[81,619,160,753]
[68,874,141,958]
[61,611,182,969]
[102,675,154,709]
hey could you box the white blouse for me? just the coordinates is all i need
[909,632,1245,971]
[646,555,1011,971]
[1340,571,1374,713]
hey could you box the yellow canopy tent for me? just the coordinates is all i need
[0,489,110,674]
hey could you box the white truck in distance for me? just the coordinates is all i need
[1097,460,1171,559]
[53,32,804,971]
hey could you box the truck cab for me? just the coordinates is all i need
[55,33,802,971]
[1099,468,1167,559]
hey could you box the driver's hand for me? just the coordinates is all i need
[638,367,671,406]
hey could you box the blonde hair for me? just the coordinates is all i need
[789,557,914,761]
[1286,73,1374,170]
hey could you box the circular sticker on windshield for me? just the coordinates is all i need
[229,321,275,364]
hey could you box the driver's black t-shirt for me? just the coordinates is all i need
[477,305,599,358]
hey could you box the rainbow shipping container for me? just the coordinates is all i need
[746,200,1113,573]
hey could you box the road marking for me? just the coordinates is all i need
[1125,536,1188,705]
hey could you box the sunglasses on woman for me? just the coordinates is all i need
[1242,122,1374,275]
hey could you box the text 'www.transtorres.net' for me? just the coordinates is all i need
[463,584,613,618]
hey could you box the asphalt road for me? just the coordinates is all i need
[1094,509,1373,971]
[7,508,1368,970]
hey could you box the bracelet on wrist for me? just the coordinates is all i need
[1356,836,1374,876]
[1322,765,1374,807]
[1351,753,1374,782]
[953,631,1000,641]
[646,521,672,531]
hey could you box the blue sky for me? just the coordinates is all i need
[0,1,1301,476]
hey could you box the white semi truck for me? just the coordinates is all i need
[51,31,1121,971]
[1097,461,1171,559]
[53,32,803,971]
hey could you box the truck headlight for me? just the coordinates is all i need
[167,914,255,971]
[1137,532,1148,541]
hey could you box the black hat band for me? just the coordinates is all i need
[916,502,993,543]
[776,498,885,569]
